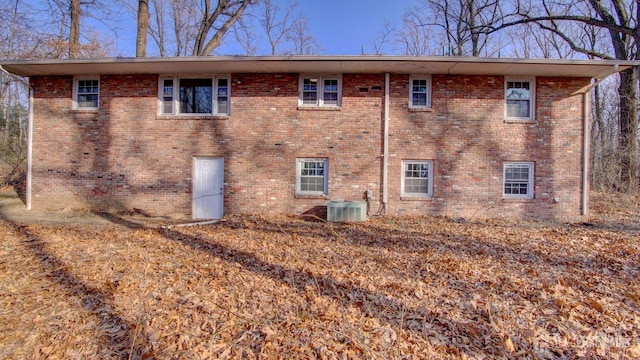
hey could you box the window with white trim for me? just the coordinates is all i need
[409,76,431,108]
[402,160,434,197]
[159,76,230,115]
[296,158,328,195]
[505,78,534,120]
[73,76,99,110]
[503,162,534,199]
[299,75,341,107]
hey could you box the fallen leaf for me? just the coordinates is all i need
[504,336,516,353]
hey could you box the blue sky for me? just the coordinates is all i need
[295,0,416,55]
[101,0,418,56]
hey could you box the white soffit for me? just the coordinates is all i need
[0,56,636,79]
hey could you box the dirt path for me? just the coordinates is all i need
[0,187,121,226]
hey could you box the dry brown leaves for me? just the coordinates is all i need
[0,202,638,359]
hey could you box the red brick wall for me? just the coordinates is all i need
[387,75,587,220]
[29,72,589,221]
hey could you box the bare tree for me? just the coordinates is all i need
[396,11,435,55]
[370,20,396,55]
[232,16,258,55]
[285,16,321,55]
[490,0,640,192]
[81,30,118,57]
[146,0,255,56]
[260,0,296,55]
[0,0,33,184]
[43,0,118,59]
[410,0,503,56]
[193,0,254,55]
[147,0,197,56]
[69,0,81,58]
[591,77,623,190]
[0,1,77,59]
[146,0,166,56]
[0,0,36,58]
[136,0,149,56]
[231,0,315,55]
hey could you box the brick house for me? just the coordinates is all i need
[0,56,634,221]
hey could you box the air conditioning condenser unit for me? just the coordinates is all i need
[327,201,366,222]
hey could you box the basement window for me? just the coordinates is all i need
[159,76,230,116]
[503,162,534,199]
[296,158,328,195]
[401,160,434,197]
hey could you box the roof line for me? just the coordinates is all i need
[1,56,637,78]
[2,55,639,66]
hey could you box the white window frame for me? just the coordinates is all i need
[296,158,328,195]
[298,74,342,107]
[503,162,534,199]
[401,160,434,197]
[505,77,535,121]
[409,76,432,109]
[159,75,230,116]
[73,76,100,110]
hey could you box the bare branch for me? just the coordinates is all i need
[370,20,396,55]
[232,16,258,55]
[194,0,254,56]
[260,0,296,55]
[485,14,634,39]
[535,20,614,59]
[284,16,322,55]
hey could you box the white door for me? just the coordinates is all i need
[193,157,224,219]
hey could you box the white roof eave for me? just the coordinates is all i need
[0,55,636,79]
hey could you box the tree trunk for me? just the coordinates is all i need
[69,0,80,59]
[617,66,639,193]
[136,0,149,57]
[193,0,253,56]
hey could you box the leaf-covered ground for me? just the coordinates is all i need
[0,193,639,359]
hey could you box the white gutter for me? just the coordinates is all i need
[382,73,390,212]
[582,90,589,216]
[2,56,636,78]
[27,87,33,210]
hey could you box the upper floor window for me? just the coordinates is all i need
[402,160,434,197]
[409,76,431,109]
[73,76,99,110]
[160,76,230,116]
[505,78,534,120]
[299,75,341,107]
[503,162,534,199]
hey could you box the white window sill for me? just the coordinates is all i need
[156,115,229,120]
[295,193,329,199]
[504,118,536,124]
[69,109,99,114]
[401,195,433,201]
[408,107,433,112]
[297,106,341,111]
[502,197,534,202]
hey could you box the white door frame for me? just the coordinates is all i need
[192,156,224,219]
